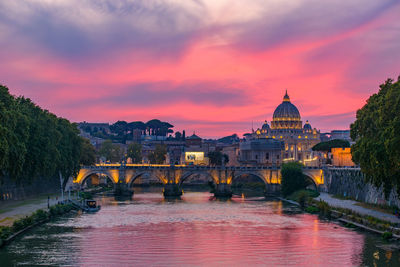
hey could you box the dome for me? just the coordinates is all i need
[303,120,312,130]
[271,90,302,130]
[272,91,301,120]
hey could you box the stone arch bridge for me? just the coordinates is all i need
[73,164,324,198]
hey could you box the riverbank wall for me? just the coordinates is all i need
[0,176,60,202]
[323,168,400,208]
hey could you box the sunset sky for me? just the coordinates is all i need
[1,0,400,138]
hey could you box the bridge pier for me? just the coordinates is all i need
[163,183,182,198]
[114,181,133,196]
[214,183,232,198]
[264,184,280,197]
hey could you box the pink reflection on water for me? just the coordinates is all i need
[75,194,364,266]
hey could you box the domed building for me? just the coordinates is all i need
[242,91,321,166]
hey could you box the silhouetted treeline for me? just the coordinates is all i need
[0,85,93,188]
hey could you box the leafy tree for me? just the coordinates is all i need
[281,162,307,196]
[148,144,167,164]
[98,140,123,163]
[174,131,182,140]
[0,84,83,189]
[312,139,350,151]
[351,77,400,197]
[207,151,229,166]
[80,138,96,165]
[127,143,142,163]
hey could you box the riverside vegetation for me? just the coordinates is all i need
[0,85,96,197]
[0,203,75,247]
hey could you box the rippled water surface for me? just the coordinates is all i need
[1,190,399,266]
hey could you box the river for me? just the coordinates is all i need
[1,189,399,266]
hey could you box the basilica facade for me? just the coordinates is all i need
[241,91,321,167]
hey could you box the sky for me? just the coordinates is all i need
[1,0,400,138]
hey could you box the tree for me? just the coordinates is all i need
[0,84,83,189]
[99,140,123,163]
[207,151,229,166]
[174,131,182,140]
[312,139,350,151]
[280,162,307,196]
[350,77,400,197]
[127,143,142,163]
[80,138,96,165]
[148,144,167,164]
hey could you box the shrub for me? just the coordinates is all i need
[0,226,12,240]
[305,206,319,213]
[281,162,307,196]
[12,216,33,232]
[32,209,49,222]
[382,231,393,240]
[298,191,307,209]
[317,200,331,219]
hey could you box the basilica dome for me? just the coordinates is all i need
[271,91,302,130]
[272,91,301,120]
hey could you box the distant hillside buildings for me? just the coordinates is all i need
[78,93,354,167]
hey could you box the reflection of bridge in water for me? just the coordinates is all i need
[74,164,324,198]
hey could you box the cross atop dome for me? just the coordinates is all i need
[283,89,290,102]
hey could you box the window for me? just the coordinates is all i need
[255,155,258,160]
[266,153,269,160]
[277,154,280,159]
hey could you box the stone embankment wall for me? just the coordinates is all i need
[0,177,60,201]
[323,167,400,207]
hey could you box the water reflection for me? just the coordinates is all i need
[0,191,399,266]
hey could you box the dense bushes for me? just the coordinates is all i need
[0,203,75,246]
[281,162,308,196]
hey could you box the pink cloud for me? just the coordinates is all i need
[1,1,400,138]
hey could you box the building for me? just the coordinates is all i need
[185,133,202,147]
[247,91,321,166]
[321,130,352,143]
[239,138,284,166]
[331,147,355,167]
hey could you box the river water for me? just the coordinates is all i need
[1,189,399,266]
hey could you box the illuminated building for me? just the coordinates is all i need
[239,138,284,166]
[184,151,209,165]
[330,147,355,167]
[248,91,321,166]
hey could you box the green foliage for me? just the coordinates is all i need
[382,231,393,240]
[312,139,350,151]
[0,226,12,240]
[148,144,167,164]
[281,162,307,196]
[127,143,142,163]
[287,189,320,202]
[207,151,229,166]
[12,216,33,232]
[49,203,74,216]
[317,200,331,219]
[350,77,400,197]
[0,85,82,187]
[98,140,123,163]
[298,191,307,209]
[80,138,96,165]
[78,191,93,199]
[305,206,319,213]
[32,209,49,222]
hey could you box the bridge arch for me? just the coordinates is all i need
[232,172,268,185]
[179,170,215,186]
[302,169,324,189]
[75,169,118,187]
[127,171,151,187]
